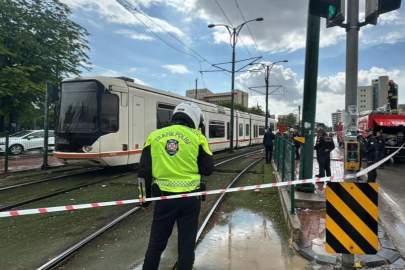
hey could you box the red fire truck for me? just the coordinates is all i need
[358,113,405,162]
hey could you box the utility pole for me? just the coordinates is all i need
[195,78,198,100]
[265,67,269,130]
[298,105,301,131]
[41,82,51,170]
[230,28,236,152]
[298,4,320,192]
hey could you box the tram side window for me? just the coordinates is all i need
[246,124,249,136]
[253,125,257,138]
[101,93,119,132]
[259,126,265,136]
[209,120,225,138]
[239,123,243,136]
[157,103,175,129]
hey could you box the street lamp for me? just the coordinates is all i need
[208,17,263,153]
[251,60,288,130]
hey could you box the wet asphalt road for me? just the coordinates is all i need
[375,159,405,256]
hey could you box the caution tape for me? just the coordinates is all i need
[0,143,403,218]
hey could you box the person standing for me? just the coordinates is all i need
[365,127,378,182]
[314,130,322,177]
[138,101,214,270]
[387,80,398,114]
[356,130,366,180]
[315,131,335,177]
[293,128,301,160]
[263,128,275,163]
[376,131,385,169]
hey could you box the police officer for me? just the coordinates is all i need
[263,128,275,163]
[376,131,385,169]
[365,127,377,182]
[356,130,365,180]
[315,131,335,177]
[387,80,398,114]
[138,101,214,270]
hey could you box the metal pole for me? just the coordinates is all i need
[195,78,198,99]
[229,28,236,153]
[282,138,286,181]
[4,131,9,172]
[290,142,296,214]
[265,66,269,129]
[42,82,51,170]
[342,0,359,269]
[298,4,320,193]
[298,105,301,131]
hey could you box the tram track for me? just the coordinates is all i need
[36,149,264,270]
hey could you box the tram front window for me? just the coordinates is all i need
[57,81,99,133]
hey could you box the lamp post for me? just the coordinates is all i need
[208,17,263,153]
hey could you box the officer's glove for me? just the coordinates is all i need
[142,201,152,211]
[138,177,151,211]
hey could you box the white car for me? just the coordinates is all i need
[0,130,55,155]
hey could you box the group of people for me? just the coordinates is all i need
[357,128,385,183]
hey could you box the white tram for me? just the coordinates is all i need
[54,76,277,167]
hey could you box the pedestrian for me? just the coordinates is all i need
[387,80,398,114]
[376,131,385,169]
[138,101,214,270]
[356,130,366,180]
[293,128,301,160]
[314,130,322,176]
[315,130,335,177]
[365,127,378,183]
[263,128,275,163]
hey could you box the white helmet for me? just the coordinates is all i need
[172,101,205,129]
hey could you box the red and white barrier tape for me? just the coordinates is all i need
[1,143,403,218]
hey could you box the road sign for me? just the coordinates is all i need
[326,182,378,255]
[278,124,286,133]
[294,137,305,144]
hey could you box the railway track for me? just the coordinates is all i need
[35,149,264,270]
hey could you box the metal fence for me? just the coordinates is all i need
[274,134,296,214]
[0,131,61,173]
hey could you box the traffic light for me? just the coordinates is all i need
[366,0,402,25]
[344,141,360,171]
[309,0,345,28]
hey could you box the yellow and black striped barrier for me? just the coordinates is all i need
[326,182,378,255]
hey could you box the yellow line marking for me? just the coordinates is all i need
[326,188,378,250]
[340,183,378,222]
[326,214,365,254]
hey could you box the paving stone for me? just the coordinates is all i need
[379,239,396,250]
[378,224,384,232]
[315,254,337,265]
[357,255,386,268]
[293,240,309,252]
[390,258,405,269]
[300,247,316,261]
[377,248,400,264]
[378,231,388,240]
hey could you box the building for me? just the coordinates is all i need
[372,76,389,109]
[357,86,374,112]
[185,88,249,107]
[399,104,405,115]
[331,109,343,131]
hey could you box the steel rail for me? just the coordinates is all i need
[0,171,136,211]
[0,168,102,192]
[171,157,264,270]
[35,148,264,270]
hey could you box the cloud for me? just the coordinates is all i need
[129,67,148,72]
[236,63,405,125]
[115,29,154,41]
[152,73,168,78]
[162,64,191,74]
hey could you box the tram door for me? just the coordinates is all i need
[129,96,145,164]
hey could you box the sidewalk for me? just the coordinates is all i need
[275,140,405,269]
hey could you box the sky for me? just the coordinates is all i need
[61,0,405,126]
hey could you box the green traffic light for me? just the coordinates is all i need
[328,5,337,19]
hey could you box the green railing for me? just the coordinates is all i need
[274,134,296,214]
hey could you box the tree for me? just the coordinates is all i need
[278,113,297,126]
[0,0,91,131]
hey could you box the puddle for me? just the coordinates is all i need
[194,209,307,270]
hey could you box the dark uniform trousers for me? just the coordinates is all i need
[143,196,201,270]
[367,155,377,183]
[265,145,273,163]
[318,155,331,177]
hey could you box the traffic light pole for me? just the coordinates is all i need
[342,0,359,269]
[298,5,320,192]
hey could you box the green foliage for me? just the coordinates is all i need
[217,101,265,116]
[278,113,297,126]
[0,0,91,129]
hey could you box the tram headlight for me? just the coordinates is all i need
[83,145,93,152]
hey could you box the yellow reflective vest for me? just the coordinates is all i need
[144,125,213,193]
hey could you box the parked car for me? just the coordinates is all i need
[0,130,55,155]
